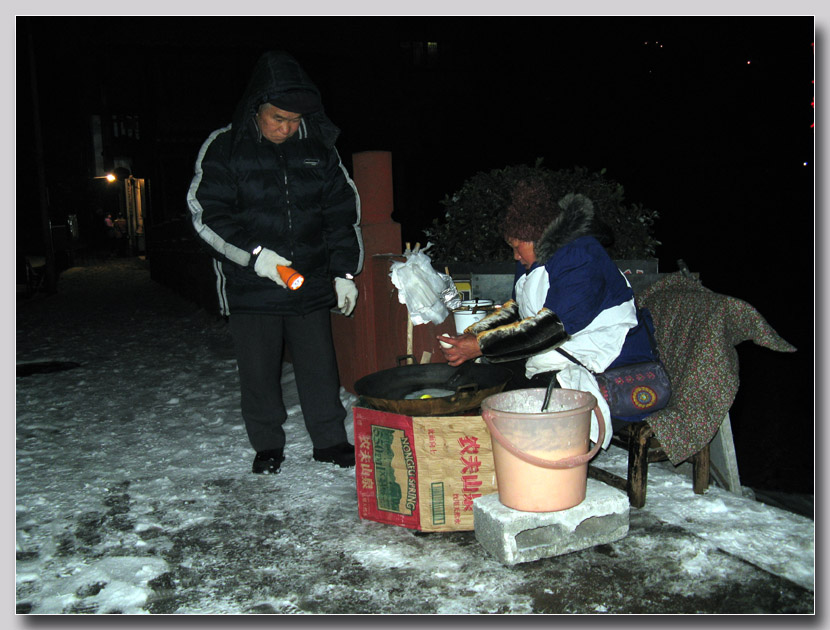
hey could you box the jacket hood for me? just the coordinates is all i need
[534,193,601,261]
[231,50,340,149]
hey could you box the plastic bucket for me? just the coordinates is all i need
[452,299,494,334]
[481,388,606,512]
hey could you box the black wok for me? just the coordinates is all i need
[354,360,512,416]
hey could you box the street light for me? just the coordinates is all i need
[95,167,144,256]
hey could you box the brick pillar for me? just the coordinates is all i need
[332,151,457,394]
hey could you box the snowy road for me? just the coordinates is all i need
[15,259,814,615]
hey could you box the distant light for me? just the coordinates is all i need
[747,60,751,65]
[803,161,809,166]
[106,173,116,183]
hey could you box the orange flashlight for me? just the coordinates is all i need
[277,265,304,290]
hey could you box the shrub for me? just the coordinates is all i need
[424,160,660,263]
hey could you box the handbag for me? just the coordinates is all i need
[555,345,672,418]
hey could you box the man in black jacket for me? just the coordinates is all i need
[187,51,364,474]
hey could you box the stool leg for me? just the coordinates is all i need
[627,423,652,508]
[692,443,711,494]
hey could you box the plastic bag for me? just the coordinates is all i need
[389,246,461,325]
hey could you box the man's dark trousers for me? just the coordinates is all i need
[229,308,348,453]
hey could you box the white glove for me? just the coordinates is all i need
[253,248,292,288]
[334,277,358,316]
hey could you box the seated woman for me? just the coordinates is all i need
[438,177,658,448]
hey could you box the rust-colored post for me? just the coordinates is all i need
[331,152,401,393]
[331,151,457,394]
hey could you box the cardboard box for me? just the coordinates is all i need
[354,407,498,532]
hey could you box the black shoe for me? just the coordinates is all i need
[313,442,355,468]
[252,449,285,474]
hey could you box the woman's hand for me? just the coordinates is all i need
[437,333,482,367]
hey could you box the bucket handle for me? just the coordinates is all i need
[482,404,606,470]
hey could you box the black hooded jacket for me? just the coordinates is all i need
[187,51,364,316]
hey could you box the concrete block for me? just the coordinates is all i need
[473,478,630,565]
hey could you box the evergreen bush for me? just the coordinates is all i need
[424,160,660,263]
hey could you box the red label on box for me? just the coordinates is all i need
[353,406,498,532]
[355,407,422,529]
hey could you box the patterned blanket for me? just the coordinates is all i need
[636,273,796,464]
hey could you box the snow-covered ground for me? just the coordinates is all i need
[14,258,814,615]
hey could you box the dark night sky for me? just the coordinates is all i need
[18,17,814,321]
[16,16,816,490]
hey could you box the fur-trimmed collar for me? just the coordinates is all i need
[533,193,597,262]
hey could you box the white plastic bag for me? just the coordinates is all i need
[389,246,461,325]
